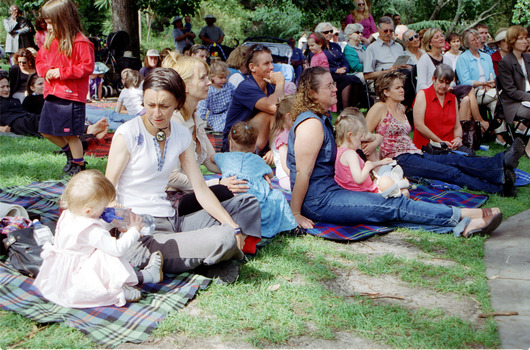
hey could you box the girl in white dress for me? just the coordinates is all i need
[34,170,163,308]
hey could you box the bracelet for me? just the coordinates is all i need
[234,227,242,235]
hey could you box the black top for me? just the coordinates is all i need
[22,94,44,115]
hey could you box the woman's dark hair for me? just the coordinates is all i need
[433,64,455,83]
[143,67,186,110]
[375,70,406,102]
[291,66,330,120]
[446,32,460,43]
[308,32,328,50]
[0,70,8,81]
[35,16,46,31]
[26,73,41,95]
[245,44,272,71]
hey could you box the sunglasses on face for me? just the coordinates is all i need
[18,61,28,65]
[354,31,362,34]
[383,29,394,34]
[407,34,419,41]
[321,30,333,35]
[358,3,365,6]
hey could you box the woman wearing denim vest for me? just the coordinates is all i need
[286,66,502,238]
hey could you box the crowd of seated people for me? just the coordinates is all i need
[2,9,530,262]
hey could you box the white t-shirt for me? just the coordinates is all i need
[118,87,144,116]
[115,117,192,217]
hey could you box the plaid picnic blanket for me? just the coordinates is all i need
[84,133,114,158]
[88,100,118,110]
[0,262,210,348]
[206,132,223,152]
[410,168,530,190]
[0,180,66,224]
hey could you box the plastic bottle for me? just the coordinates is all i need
[33,219,54,246]
[100,208,156,236]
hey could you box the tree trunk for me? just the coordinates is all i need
[430,0,453,20]
[111,0,140,57]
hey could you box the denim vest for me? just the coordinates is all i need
[287,111,338,201]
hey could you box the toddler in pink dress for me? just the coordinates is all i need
[34,170,163,308]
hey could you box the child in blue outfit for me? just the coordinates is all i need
[197,60,235,132]
[214,121,297,238]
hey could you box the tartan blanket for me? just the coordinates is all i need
[84,133,114,158]
[88,100,118,110]
[203,174,489,240]
[0,262,210,348]
[206,132,223,153]
[410,168,530,190]
[0,180,66,224]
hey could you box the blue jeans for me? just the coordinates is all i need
[85,105,136,131]
[303,187,463,233]
[396,152,504,193]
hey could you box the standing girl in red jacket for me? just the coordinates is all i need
[36,0,94,176]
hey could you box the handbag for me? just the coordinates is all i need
[476,87,497,106]
[2,227,44,278]
[460,120,482,150]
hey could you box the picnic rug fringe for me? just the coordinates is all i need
[0,261,210,348]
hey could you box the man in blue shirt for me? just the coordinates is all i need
[288,37,305,84]
[474,23,495,55]
[222,44,285,154]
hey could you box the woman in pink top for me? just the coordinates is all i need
[345,0,376,45]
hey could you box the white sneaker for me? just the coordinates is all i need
[141,250,164,284]
[123,285,141,302]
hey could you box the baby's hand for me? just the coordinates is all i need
[128,212,144,232]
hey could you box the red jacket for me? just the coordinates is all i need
[36,33,94,103]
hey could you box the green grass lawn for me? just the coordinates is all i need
[0,134,528,348]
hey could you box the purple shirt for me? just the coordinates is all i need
[345,13,377,39]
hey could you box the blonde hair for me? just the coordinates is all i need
[60,169,115,216]
[422,28,443,52]
[121,68,143,89]
[41,0,85,57]
[270,95,295,145]
[334,108,367,145]
[226,46,250,69]
[210,60,229,77]
[353,1,371,22]
[229,121,258,152]
[162,55,209,120]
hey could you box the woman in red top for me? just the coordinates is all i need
[413,64,470,153]
[36,0,94,177]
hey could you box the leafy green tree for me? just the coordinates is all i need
[513,0,530,26]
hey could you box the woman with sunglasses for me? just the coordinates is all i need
[403,30,424,65]
[287,66,503,238]
[315,22,363,110]
[9,48,36,103]
[345,0,376,45]
[343,23,365,78]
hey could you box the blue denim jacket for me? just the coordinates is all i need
[287,110,338,201]
[455,49,495,86]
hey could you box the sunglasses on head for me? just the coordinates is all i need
[407,34,419,41]
[321,30,333,35]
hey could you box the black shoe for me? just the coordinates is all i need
[62,162,86,178]
[503,168,517,197]
[503,137,525,170]
[194,260,240,285]
[62,150,73,173]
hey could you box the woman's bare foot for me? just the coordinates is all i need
[462,217,487,237]
[461,207,501,220]
[0,125,11,132]
[462,213,503,238]
[86,118,109,139]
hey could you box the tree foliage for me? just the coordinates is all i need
[512,0,530,26]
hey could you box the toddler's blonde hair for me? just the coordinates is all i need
[334,107,367,145]
[60,169,115,216]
